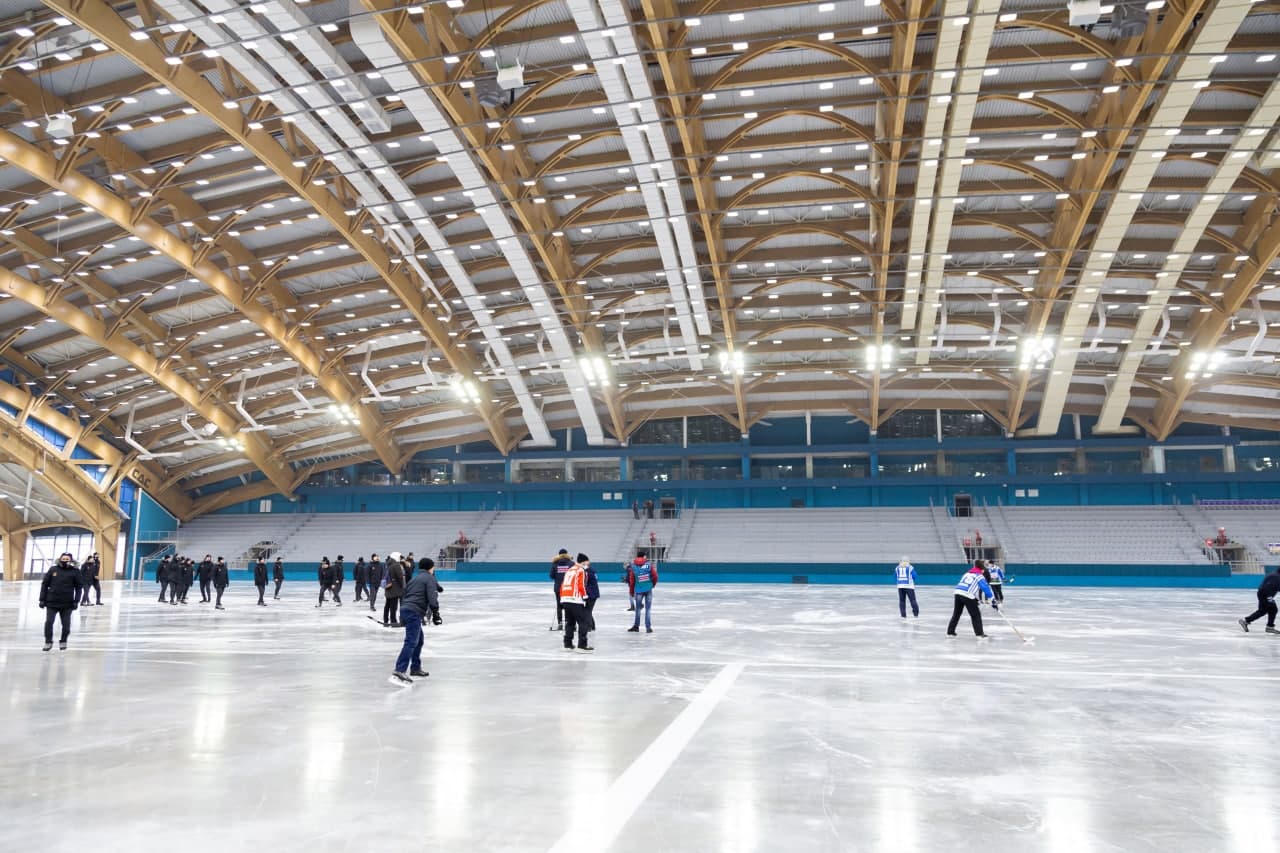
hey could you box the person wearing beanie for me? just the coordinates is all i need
[419,557,443,626]
[253,557,269,606]
[212,557,230,610]
[316,557,336,608]
[559,553,592,652]
[894,556,919,619]
[584,555,600,639]
[1238,567,1280,634]
[947,559,997,638]
[388,558,437,687]
[549,548,574,632]
[272,556,285,599]
[353,556,368,602]
[367,554,384,612]
[39,553,83,651]
[627,550,658,633]
[333,555,346,601]
[197,554,214,604]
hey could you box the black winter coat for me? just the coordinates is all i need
[319,564,335,586]
[368,560,384,587]
[253,562,268,585]
[40,562,83,608]
[384,561,405,599]
[213,562,230,589]
[272,561,285,580]
[354,560,367,582]
[198,560,214,581]
[333,560,345,583]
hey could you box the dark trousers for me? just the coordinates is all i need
[256,583,266,604]
[369,586,380,610]
[563,602,589,648]
[394,609,425,673]
[44,606,73,643]
[585,597,597,632]
[180,581,190,602]
[898,587,919,617]
[215,585,226,606]
[947,595,984,636]
[199,579,212,601]
[158,581,169,602]
[1245,592,1278,627]
[80,579,101,605]
[991,583,1004,603]
[319,585,341,606]
[384,596,399,625]
[553,585,563,626]
[273,578,283,598]
[355,580,367,601]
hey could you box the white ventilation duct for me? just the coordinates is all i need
[912,0,1000,360]
[154,0,554,446]
[349,7,612,445]
[1095,71,1280,432]
[565,0,709,364]
[1035,0,1258,434]
[897,0,970,332]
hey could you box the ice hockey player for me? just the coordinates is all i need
[549,548,574,631]
[895,556,919,618]
[946,559,997,638]
[985,560,1006,603]
[39,553,83,651]
[213,557,229,610]
[1238,567,1280,634]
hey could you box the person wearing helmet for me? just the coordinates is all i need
[894,556,919,618]
[39,553,83,651]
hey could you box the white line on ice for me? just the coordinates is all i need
[546,662,745,853]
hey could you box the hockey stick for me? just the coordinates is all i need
[994,606,1034,643]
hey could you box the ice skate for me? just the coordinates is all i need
[1239,618,1250,632]
[410,669,429,678]
[388,672,412,687]
[59,641,67,650]
[1267,626,1280,635]
[42,642,52,652]
[578,646,594,652]
[627,626,639,632]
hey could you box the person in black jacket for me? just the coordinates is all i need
[549,549,574,631]
[213,557,229,609]
[157,555,172,603]
[78,555,99,606]
[389,562,436,685]
[333,555,346,601]
[197,555,214,603]
[253,558,269,606]
[1239,568,1280,633]
[164,557,180,605]
[40,553,83,651]
[367,554,383,612]
[317,558,342,608]
[383,551,405,626]
[420,558,444,625]
[272,557,285,599]
[354,557,368,602]
[179,557,194,604]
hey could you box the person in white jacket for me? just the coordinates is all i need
[894,556,919,618]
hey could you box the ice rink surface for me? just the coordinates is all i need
[3,578,1280,853]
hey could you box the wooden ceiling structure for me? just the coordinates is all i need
[0,0,1277,519]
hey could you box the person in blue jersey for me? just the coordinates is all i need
[985,560,1006,603]
[946,559,997,638]
[894,556,919,618]
[627,550,657,633]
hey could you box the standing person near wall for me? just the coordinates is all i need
[560,554,593,652]
[367,554,383,613]
[1238,567,1280,634]
[354,556,368,602]
[985,560,1006,603]
[584,556,600,643]
[627,550,657,634]
[197,555,214,604]
[383,551,405,627]
[39,553,83,651]
[622,558,636,612]
[895,556,919,619]
[388,560,436,687]
[272,557,285,600]
[946,559,996,638]
[78,554,100,607]
[549,548,574,632]
[253,557,269,606]
[212,557,229,610]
